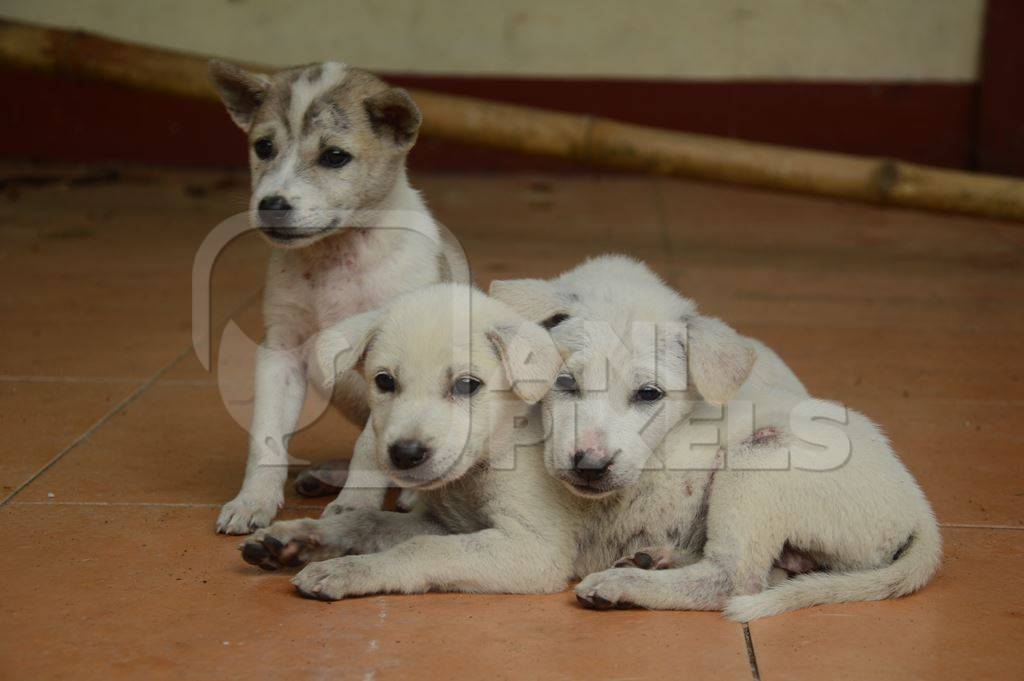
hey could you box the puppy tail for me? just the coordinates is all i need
[723,517,942,622]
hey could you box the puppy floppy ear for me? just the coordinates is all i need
[364,88,422,147]
[209,60,271,132]
[486,321,563,405]
[488,279,570,330]
[313,309,383,392]
[685,316,756,405]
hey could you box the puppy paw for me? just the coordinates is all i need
[575,568,645,611]
[321,487,385,517]
[291,557,372,601]
[294,459,349,498]
[614,545,679,570]
[216,492,282,535]
[239,518,328,570]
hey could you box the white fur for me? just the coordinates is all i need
[238,281,816,604]
[240,286,722,597]
[237,255,940,620]
[494,255,941,620]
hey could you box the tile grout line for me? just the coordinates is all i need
[0,344,194,509]
[0,375,143,384]
[940,522,1024,531]
[742,623,762,681]
[0,375,220,386]
[0,290,263,509]
[9,500,326,511]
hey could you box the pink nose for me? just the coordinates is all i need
[577,428,605,452]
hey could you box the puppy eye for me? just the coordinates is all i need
[634,385,664,403]
[452,376,483,397]
[554,373,578,393]
[319,147,352,168]
[253,138,275,160]
[541,313,569,330]
[374,371,396,393]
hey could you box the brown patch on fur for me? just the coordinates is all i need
[304,64,324,83]
[303,101,350,136]
[436,249,452,282]
[266,69,305,135]
[364,87,421,146]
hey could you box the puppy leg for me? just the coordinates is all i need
[291,531,568,600]
[294,459,350,497]
[322,425,391,515]
[614,546,700,570]
[578,522,779,611]
[576,558,734,611]
[241,508,446,571]
[217,343,306,534]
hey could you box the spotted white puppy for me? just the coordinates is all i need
[210,61,467,534]
[492,256,942,620]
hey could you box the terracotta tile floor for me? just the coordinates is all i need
[1,163,1022,680]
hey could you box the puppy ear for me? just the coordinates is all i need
[313,308,382,392]
[488,279,570,330]
[487,321,563,405]
[685,316,756,405]
[364,88,422,147]
[209,60,271,131]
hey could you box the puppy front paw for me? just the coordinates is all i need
[294,459,349,498]
[216,492,282,535]
[291,557,373,601]
[614,545,680,570]
[239,518,328,571]
[575,568,646,611]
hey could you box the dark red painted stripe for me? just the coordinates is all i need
[0,66,977,172]
[975,0,1024,176]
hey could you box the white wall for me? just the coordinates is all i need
[0,0,985,81]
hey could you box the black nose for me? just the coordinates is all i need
[258,195,292,212]
[572,450,612,482]
[388,440,431,470]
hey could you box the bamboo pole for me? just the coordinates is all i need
[2,19,1022,222]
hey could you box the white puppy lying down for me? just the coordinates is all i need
[491,255,941,620]
[240,282,763,600]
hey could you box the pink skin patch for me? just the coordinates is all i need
[744,575,764,595]
[746,426,779,446]
[775,543,819,574]
[576,428,605,454]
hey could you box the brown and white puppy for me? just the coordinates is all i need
[209,60,467,534]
